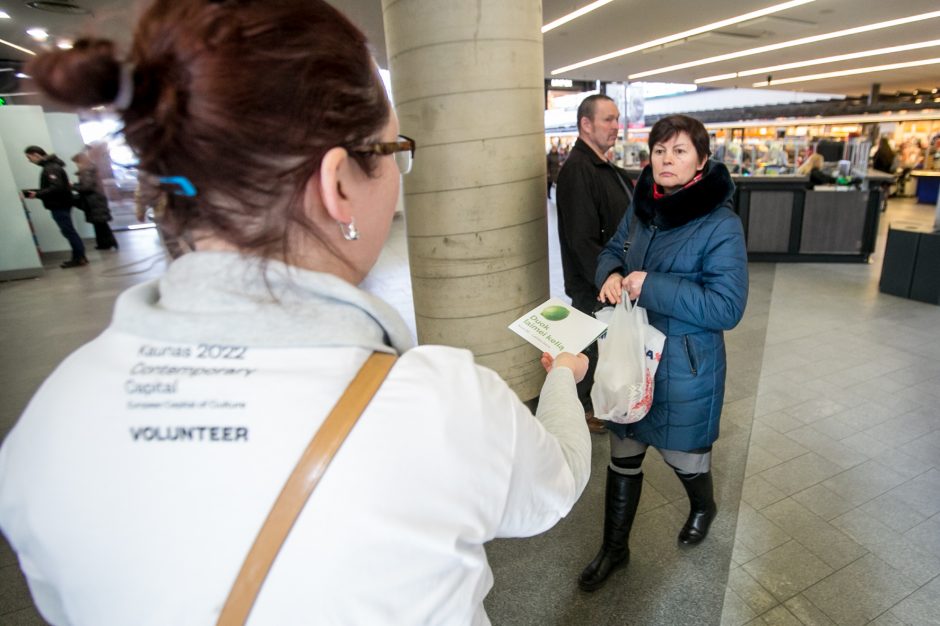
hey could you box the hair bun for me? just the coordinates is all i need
[27,38,122,108]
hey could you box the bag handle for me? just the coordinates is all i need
[216,351,398,626]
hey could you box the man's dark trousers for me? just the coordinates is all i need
[50,209,86,261]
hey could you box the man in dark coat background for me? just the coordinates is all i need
[23,145,88,268]
[555,94,633,434]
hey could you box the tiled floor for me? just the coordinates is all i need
[723,198,940,626]
[1,196,938,625]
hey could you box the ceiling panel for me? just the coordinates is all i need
[1,0,937,99]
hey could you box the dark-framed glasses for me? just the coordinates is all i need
[353,134,416,175]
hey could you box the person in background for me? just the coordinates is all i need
[555,94,633,435]
[637,149,650,169]
[72,150,118,250]
[581,114,748,593]
[872,137,897,174]
[547,144,560,199]
[0,2,592,624]
[23,146,87,268]
[797,153,835,189]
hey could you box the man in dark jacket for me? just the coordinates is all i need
[555,94,633,433]
[24,145,88,268]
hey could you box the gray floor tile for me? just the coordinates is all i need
[785,426,867,470]
[759,452,845,497]
[751,424,810,462]
[883,468,940,518]
[857,492,928,534]
[864,411,937,449]
[754,605,803,626]
[755,411,804,434]
[841,432,891,459]
[735,503,792,557]
[896,438,940,469]
[742,540,833,602]
[830,403,897,432]
[820,460,908,507]
[721,587,759,626]
[762,499,867,570]
[784,398,849,424]
[811,416,861,441]
[742,475,788,511]
[803,554,919,626]
[902,515,940,559]
[728,565,779,615]
[791,484,857,521]
[732,540,759,566]
[746,445,785,478]
[783,594,837,626]
[886,575,940,626]
[867,612,909,626]
[831,509,940,586]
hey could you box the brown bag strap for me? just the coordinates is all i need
[217,351,398,626]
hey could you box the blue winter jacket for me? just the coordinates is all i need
[594,160,748,451]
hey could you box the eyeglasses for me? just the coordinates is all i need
[352,135,416,175]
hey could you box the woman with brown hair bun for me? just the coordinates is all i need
[0,2,592,624]
[72,149,118,250]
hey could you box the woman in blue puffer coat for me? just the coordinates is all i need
[579,114,748,592]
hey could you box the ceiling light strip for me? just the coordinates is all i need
[696,39,940,84]
[0,38,36,56]
[629,9,940,80]
[751,57,940,87]
[550,0,815,75]
[542,0,614,34]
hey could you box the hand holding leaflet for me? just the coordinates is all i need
[508,298,608,357]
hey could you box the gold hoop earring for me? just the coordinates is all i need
[339,218,359,241]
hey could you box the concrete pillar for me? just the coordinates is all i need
[382,0,549,401]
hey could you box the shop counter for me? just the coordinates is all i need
[620,169,883,262]
[733,175,881,263]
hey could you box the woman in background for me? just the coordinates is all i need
[0,2,591,624]
[579,114,748,593]
[72,150,118,250]
[797,153,835,189]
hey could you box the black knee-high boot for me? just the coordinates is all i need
[676,471,716,545]
[578,468,643,592]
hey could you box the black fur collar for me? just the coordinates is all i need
[633,160,735,230]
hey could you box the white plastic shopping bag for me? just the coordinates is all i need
[590,293,666,424]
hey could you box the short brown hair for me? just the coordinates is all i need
[28,0,389,263]
[648,114,711,162]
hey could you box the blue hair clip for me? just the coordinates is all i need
[157,176,197,197]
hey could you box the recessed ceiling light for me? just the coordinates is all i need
[0,38,36,55]
[15,72,30,79]
[56,39,73,49]
[0,10,11,19]
[26,28,49,42]
[752,57,940,87]
[25,2,91,15]
[695,39,940,84]
[550,0,816,75]
[543,0,614,34]
[629,9,940,80]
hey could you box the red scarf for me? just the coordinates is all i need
[653,170,704,200]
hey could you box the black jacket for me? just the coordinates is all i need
[74,166,112,223]
[554,138,633,313]
[806,168,836,189]
[34,155,73,211]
